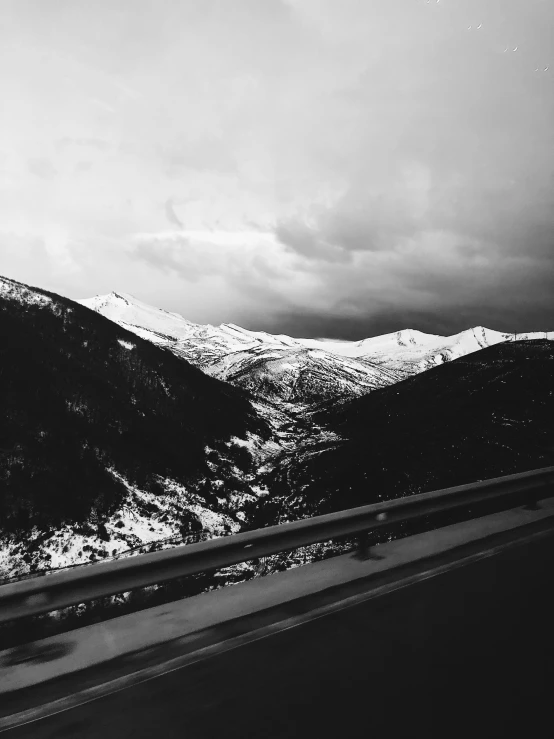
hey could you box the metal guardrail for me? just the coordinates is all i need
[1,465,553,624]
[0,530,217,586]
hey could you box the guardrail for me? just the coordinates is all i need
[1,465,553,624]
[0,530,216,586]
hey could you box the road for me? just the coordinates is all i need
[5,528,554,739]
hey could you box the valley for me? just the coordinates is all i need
[1,275,553,590]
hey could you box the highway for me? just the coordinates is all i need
[5,527,554,738]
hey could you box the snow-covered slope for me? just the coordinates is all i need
[303,325,553,365]
[79,294,297,365]
[79,292,553,402]
[79,292,196,342]
[360,325,554,374]
[297,328,444,357]
[79,293,295,351]
[78,293,411,401]
[206,345,407,403]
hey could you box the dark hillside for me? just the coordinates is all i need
[257,340,554,520]
[0,275,269,533]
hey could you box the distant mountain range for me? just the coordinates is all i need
[79,292,553,403]
[78,293,407,402]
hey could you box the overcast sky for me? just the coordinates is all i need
[1,0,553,338]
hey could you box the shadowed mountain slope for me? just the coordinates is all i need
[0,275,271,537]
[254,340,554,522]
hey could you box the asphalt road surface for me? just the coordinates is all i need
[5,529,554,739]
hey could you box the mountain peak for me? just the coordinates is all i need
[84,291,140,306]
[455,326,511,344]
[77,291,197,343]
[394,328,441,346]
[466,325,498,334]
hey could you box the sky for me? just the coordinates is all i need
[1,0,553,339]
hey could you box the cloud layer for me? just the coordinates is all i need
[1,0,553,337]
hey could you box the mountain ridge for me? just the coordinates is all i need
[78,291,553,403]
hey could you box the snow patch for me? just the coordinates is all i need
[0,275,53,307]
[0,468,244,581]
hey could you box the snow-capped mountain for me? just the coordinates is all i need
[353,325,554,373]
[78,293,412,402]
[205,345,406,403]
[78,292,295,362]
[78,292,553,402]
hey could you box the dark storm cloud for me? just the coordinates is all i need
[275,219,352,263]
[270,238,554,338]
